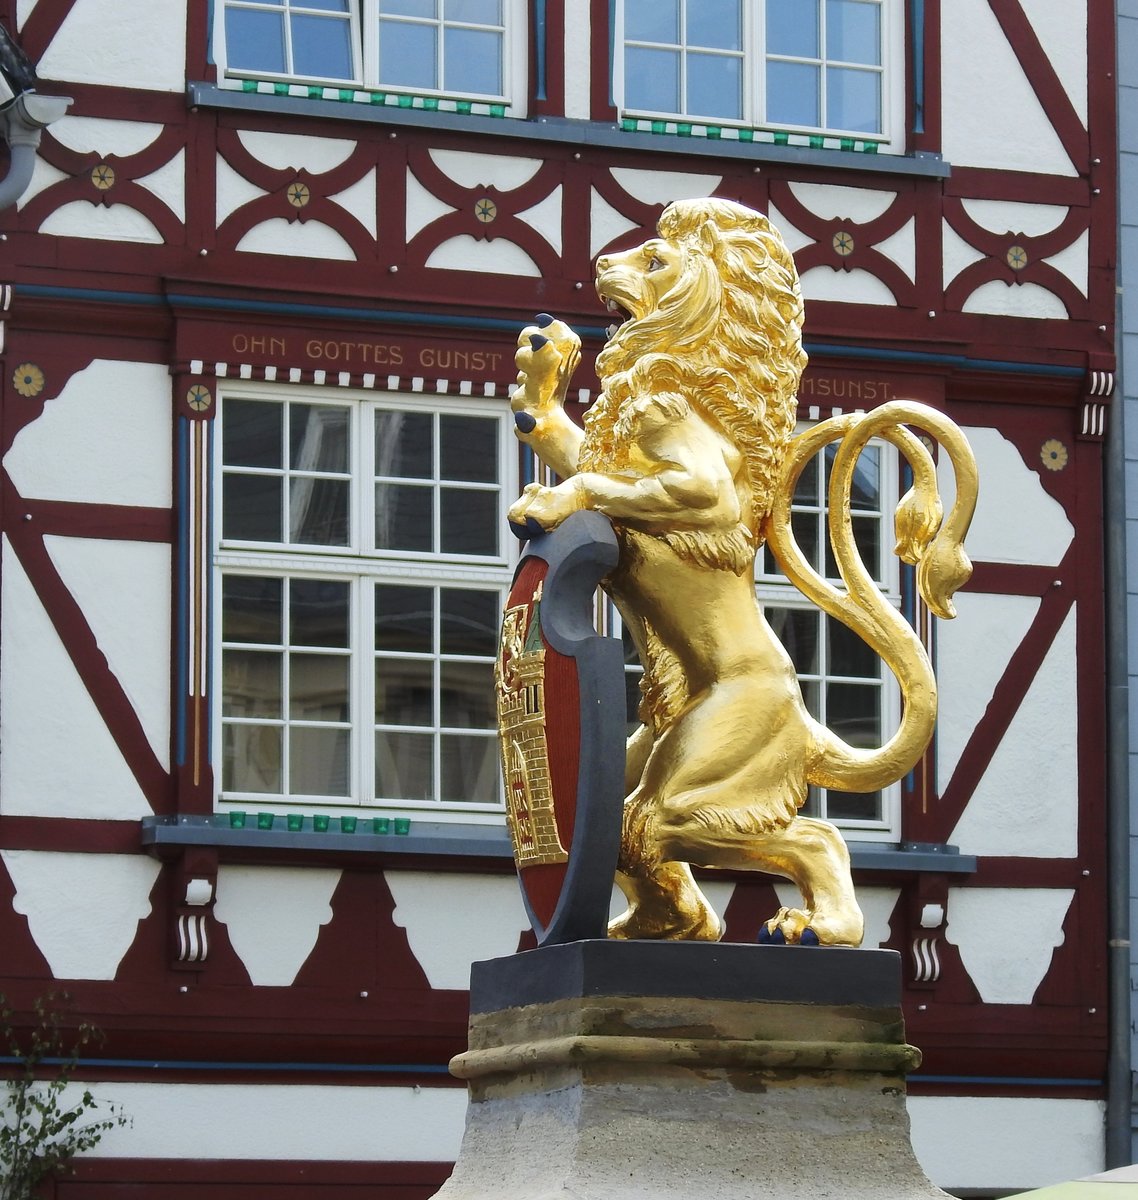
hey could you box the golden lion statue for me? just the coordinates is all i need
[507,198,977,946]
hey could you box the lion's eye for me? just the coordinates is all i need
[647,256,664,272]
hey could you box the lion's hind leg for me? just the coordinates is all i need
[751,818,864,947]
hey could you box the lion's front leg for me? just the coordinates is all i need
[511,315,584,480]
[507,478,587,536]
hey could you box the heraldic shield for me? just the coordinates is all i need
[495,511,625,945]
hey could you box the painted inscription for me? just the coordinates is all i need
[228,332,503,373]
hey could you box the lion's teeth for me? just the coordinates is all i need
[607,299,619,314]
[606,323,618,338]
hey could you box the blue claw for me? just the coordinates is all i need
[535,313,555,327]
[770,927,786,945]
[514,412,537,433]
[800,928,820,946]
[757,924,772,944]
[529,333,549,350]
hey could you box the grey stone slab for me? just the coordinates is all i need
[468,939,903,1013]
[1124,514,1138,587]
[1127,592,1138,655]
[1121,19,1138,89]
[1120,88,1138,156]
[1123,229,1138,331]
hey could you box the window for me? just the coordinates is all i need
[617,0,901,148]
[756,434,902,838]
[216,385,515,818]
[216,0,527,113]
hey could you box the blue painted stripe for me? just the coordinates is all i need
[0,1056,454,1074]
[911,0,925,136]
[802,340,1085,379]
[533,0,547,102]
[174,416,190,768]
[17,284,1085,379]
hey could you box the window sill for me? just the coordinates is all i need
[142,816,974,875]
[188,82,950,179]
[142,813,516,865]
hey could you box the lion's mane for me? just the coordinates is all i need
[580,198,807,547]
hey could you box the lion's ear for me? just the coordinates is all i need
[698,220,721,258]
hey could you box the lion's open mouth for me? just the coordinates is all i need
[601,295,634,339]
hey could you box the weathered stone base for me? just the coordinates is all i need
[433,940,949,1200]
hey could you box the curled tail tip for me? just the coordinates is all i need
[917,541,973,619]
[894,487,943,565]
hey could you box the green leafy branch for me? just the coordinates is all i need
[0,993,129,1200]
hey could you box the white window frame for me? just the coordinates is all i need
[213,380,517,824]
[614,0,905,152]
[755,431,903,840]
[213,0,529,116]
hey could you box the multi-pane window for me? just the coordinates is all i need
[216,387,513,816]
[619,0,895,143]
[217,0,524,108]
[757,436,901,837]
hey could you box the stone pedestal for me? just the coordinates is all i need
[433,940,949,1199]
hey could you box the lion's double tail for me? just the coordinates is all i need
[762,402,978,793]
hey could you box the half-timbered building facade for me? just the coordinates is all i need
[0,1,1118,1195]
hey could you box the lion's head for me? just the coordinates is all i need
[582,198,807,534]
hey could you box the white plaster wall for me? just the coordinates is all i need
[799,266,897,305]
[44,536,171,772]
[590,187,640,258]
[1,850,160,979]
[609,168,722,207]
[216,154,268,226]
[236,218,356,260]
[942,219,986,290]
[787,183,895,225]
[940,0,1076,175]
[237,131,357,174]
[937,426,1074,566]
[1020,0,1089,125]
[329,169,378,239]
[767,203,811,254]
[962,279,1069,319]
[946,887,1076,1004]
[35,0,188,92]
[911,1096,1103,1192]
[39,202,164,244]
[50,117,164,158]
[874,219,916,282]
[425,235,539,277]
[50,1081,467,1161]
[386,872,531,990]
[937,592,1042,786]
[961,199,1070,239]
[213,865,341,986]
[517,187,564,255]
[136,150,186,224]
[0,540,153,819]
[3,360,172,508]
[38,1081,1105,1191]
[949,606,1079,858]
[428,150,542,192]
[562,0,592,120]
[1045,229,1090,296]
[407,170,458,242]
